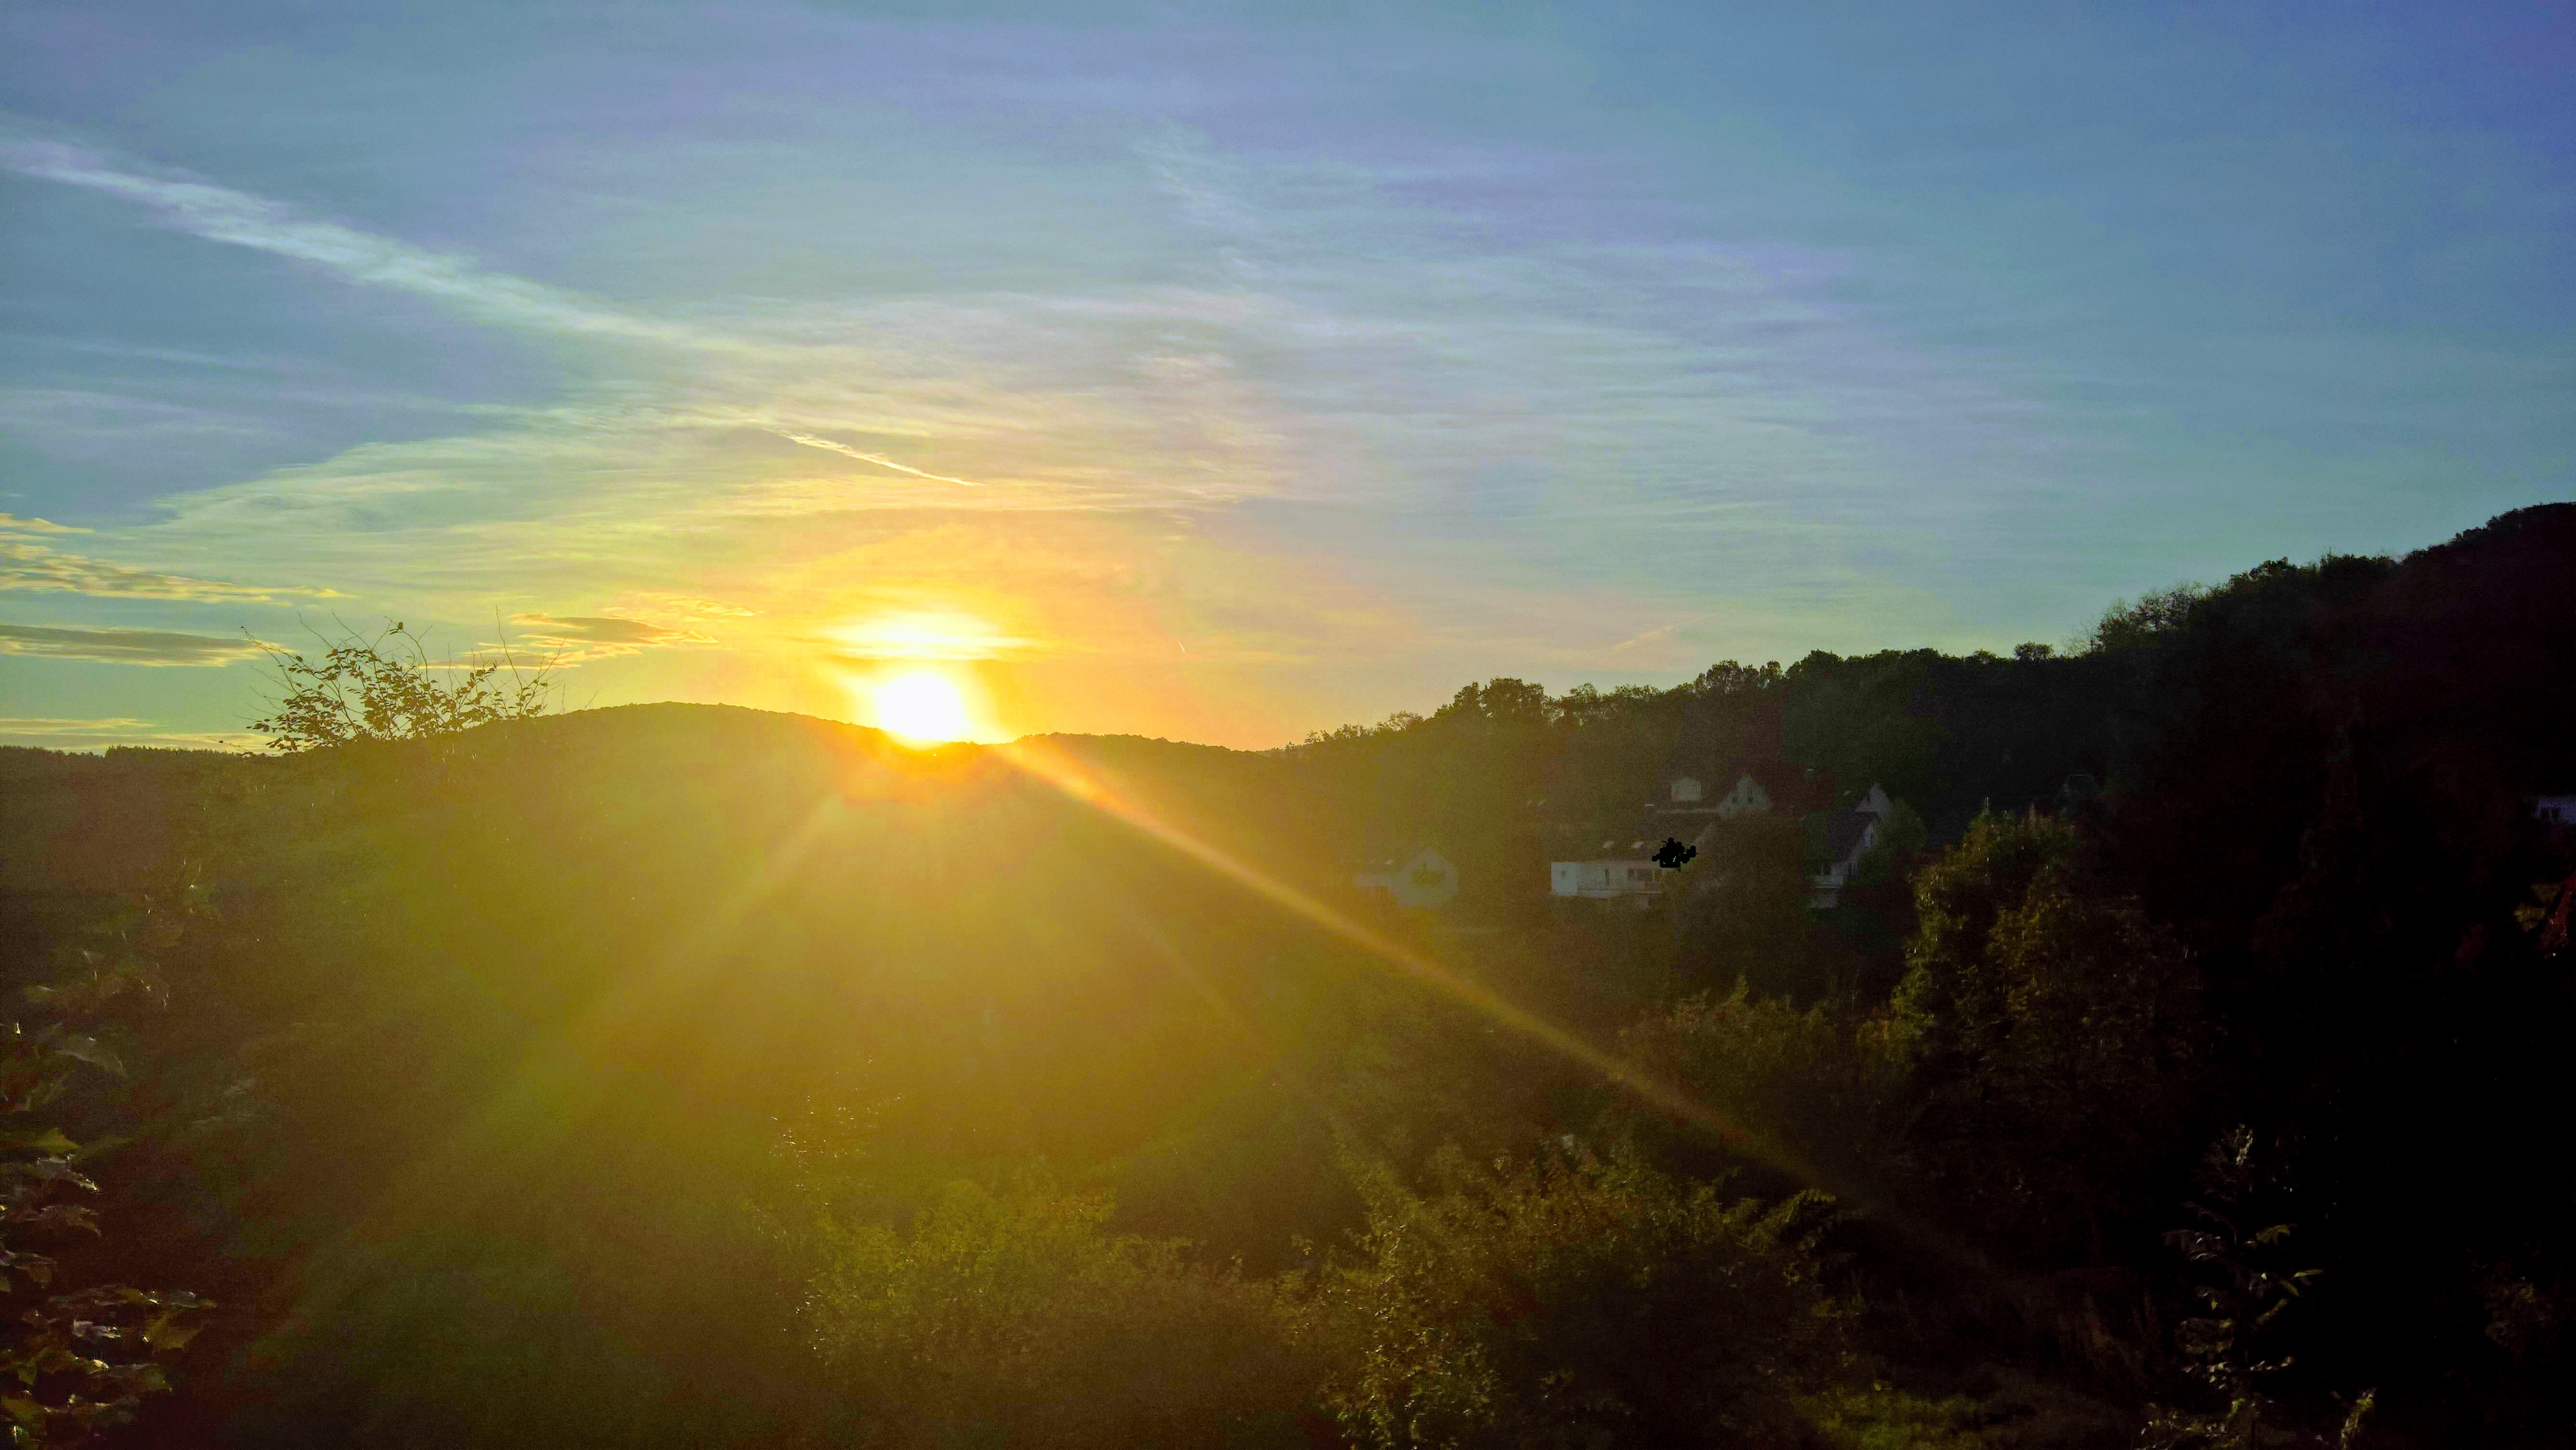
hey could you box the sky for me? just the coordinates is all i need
[3,1,2569,750]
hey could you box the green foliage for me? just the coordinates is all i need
[236,1232,674,1450]
[248,621,552,752]
[1893,810,2199,1259]
[1855,800,1929,884]
[2083,583,2210,656]
[803,1171,1312,1449]
[1620,986,1911,1201]
[0,965,208,1449]
[2139,1130,2367,1450]
[1436,678,1551,730]
[1683,660,1788,698]
[1677,813,1830,998]
[1798,1376,2130,1450]
[1295,1145,1849,1450]
[1780,653,1941,811]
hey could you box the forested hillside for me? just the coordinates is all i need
[2,504,2570,1448]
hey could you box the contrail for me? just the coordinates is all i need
[780,431,984,487]
[1608,612,1713,654]
[0,134,726,352]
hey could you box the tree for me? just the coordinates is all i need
[1675,814,1826,1000]
[1617,984,1911,1206]
[248,621,553,752]
[1893,810,2200,1262]
[2140,1129,2373,1450]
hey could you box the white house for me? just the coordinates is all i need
[1549,761,1828,905]
[1354,846,1461,911]
[1716,772,1772,819]
[1808,784,1895,908]
[1550,847,1666,904]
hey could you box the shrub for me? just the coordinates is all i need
[803,1171,1313,1449]
[1296,1145,1849,1449]
[248,622,551,752]
[1619,985,1913,1204]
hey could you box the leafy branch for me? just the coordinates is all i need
[2142,1128,2370,1450]
[246,619,555,752]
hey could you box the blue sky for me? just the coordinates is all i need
[4,1,2569,747]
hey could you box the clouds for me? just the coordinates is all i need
[508,612,714,661]
[0,513,86,535]
[817,609,1038,662]
[0,512,338,602]
[0,112,2021,746]
[0,135,722,353]
[0,623,265,665]
[2,85,2051,751]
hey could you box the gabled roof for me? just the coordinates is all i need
[1818,809,1878,866]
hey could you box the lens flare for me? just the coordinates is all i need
[872,670,972,743]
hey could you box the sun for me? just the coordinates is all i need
[872,670,973,744]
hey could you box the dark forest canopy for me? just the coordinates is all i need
[3,504,2572,1448]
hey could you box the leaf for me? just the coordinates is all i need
[142,1312,202,1352]
[48,1038,124,1077]
[0,1128,76,1156]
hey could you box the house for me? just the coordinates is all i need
[1546,758,1829,905]
[1550,855,1666,904]
[1715,771,1771,819]
[1648,757,1828,824]
[1548,832,1670,907]
[1808,784,1896,908]
[1353,846,1460,911]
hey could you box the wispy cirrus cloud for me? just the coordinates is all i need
[0,624,266,665]
[0,513,88,536]
[635,593,759,619]
[0,134,724,353]
[508,612,715,661]
[0,513,337,602]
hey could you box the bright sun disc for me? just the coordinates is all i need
[872,671,972,744]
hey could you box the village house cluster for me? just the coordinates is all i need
[1349,762,1902,913]
[1545,765,1897,910]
